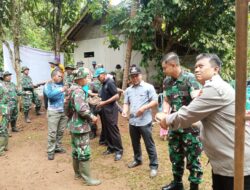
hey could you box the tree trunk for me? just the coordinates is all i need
[54,0,62,63]
[12,0,21,87]
[122,0,138,90]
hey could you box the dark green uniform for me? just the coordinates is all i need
[0,81,10,155]
[21,74,42,113]
[164,71,203,184]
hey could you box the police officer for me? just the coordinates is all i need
[65,67,101,186]
[161,52,203,190]
[21,66,43,123]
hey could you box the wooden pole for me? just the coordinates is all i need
[235,0,248,190]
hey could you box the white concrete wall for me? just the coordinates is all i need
[73,36,143,74]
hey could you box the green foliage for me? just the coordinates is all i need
[100,0,236,83]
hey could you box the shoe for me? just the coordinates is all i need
[114,153,122,161]
[102,150,114,155]
[190,183,199,190]
[99,141,107,146]
[55,148,66,154]
[12,128,20,132]
[162,181,184,190]
[128,161,142,168]
[48,154,55,160]
[150,169,158,178]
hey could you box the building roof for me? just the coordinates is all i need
[61,7,91,45]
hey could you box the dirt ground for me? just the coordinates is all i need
[0,108,212,190]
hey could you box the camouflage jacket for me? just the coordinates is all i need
[4,81,24,104]
[21,74,33,90]
[64,73,74,87]
[0,81,10,130]
[66,83,94,134]
[89,79,102,94]
[164,71,201,133]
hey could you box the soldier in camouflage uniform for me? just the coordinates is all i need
[88,76,102,140]
[3,71,25,133]
[65,67,101,186]
[161,53,203,190]
[21,66,43,123]
[0,72,10,156]
[64,64,75,88]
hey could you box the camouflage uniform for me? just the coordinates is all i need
[164,71,203,185]
[64,73,74,88]
[21,73,42,114]
[65,67,101,186]
[66,83,93,160]
[0,80,10,155]
[4,78,24,132]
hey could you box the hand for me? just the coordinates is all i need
[91,115,98,124]
[61,86,68,92]
[155,112,168,130]
[136,106,146,117]
[121,111,127,118]
[96,101,105,109]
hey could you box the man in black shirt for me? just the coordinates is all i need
[95,68,123,161]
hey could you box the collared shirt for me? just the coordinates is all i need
[166,74,250,176]
[124,81,158,126]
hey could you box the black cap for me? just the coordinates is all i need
[129,66,141,75]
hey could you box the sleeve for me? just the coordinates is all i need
[124,89,129,104]
[107,80,118,96]
[148,84,158,102]
[44,83,62,99]
[166,86,228,129]
[74,89,93,120]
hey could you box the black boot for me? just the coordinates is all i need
[24,112,31,123]
[35,107,44,115]
[162,176,184,190]
[11,120,20,132]
[190,183,199,190]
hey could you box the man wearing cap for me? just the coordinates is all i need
[159,52,203,190]
[3,71,26,133]
[21,66,43,123]
[65,67,101,186]
[95,68,123,161]
[44,69,68,160]
[122,66,159,178]
[64,64,75,88]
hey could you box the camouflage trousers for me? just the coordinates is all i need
[0,118,9,156]
[168,131,203,184]
[71,133,91,161]
[22,92,41,113]
[9,101,18,122]
[47,110,67,155]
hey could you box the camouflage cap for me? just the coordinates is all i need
[3,71,12,77]
[74,67,88,80]
[65,64,75,70]
[21,66,29,73]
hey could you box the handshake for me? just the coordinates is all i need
[154,112,168,130]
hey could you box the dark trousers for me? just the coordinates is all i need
[129,123,158,169]
[99,106,123,154]
[212,172,250,190]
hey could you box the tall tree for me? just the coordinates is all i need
[102,0,235,83]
